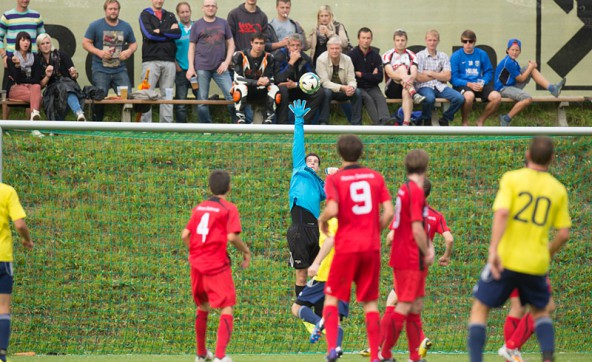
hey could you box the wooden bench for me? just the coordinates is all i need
[2,94,589,126]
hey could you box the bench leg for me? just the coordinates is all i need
[1,103,7,120]
[431,102,443,126]
[121,104,133,122]
[556,102,569,127]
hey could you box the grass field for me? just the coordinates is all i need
[8,353,592,362]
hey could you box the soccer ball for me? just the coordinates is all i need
[299,72,321,94]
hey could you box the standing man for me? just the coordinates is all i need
[317,36,362,125]
[139,0,181,123]
[0,182,34,362]
[182,170,251,362]
[314,133,393,362]
[380,149,431,362]
[0,0,45,89]
[468,136,571,362]
[274,33,323,124]
[265,0,308,52]
[450,30,501,127]
[173,2,195,123]
[348,27,392,126]
[186,0,236,124]
[415,29,464,127]
[287,100,326,298]
[83,0,137,122]
[227,0,268,53]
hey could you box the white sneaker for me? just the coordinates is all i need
[195,350,214,362]
[76,110,86,122]
[31,130,45,138]
[213,356,232,362]
[498,345,524,362]
[413,93,426,104]
[30,110,41,121]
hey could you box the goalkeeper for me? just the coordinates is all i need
[287,100,326,297]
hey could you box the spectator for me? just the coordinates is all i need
[265,0,308,52]
[173,1,195,123]
[274,33,323,124]
[0,0,45,90]
[348,27,393,125]
[138,0,181,123]
[495,38,566,127]
[186,0,236,124]
[308,5,350,65]
[231,33,279,124]
[415,29,464,126]
[37,33,85,121]
[83,0,137,122]
[383,29,426,126]
[6,32,43,123]
[450,29,501,127]
[227,0,268,53]
[317,36,361,125]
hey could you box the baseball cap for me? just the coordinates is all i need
[507,38,521,50]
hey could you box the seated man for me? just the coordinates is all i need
[450,29,501,127]
[231,33,280,124]
[274,33,324,124]
[495,38,566,127]
[382,29,426,126]
[316,36,362,125]
[415,29,464,126]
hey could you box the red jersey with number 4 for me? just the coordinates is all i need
[389,180,428,270]
[325,165,391,253]
[426,205,450,241]
[186,197,242,275]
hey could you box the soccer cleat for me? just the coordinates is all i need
[303,321,316,334]
[213,356,232,362]
[359,348,371,357]
[196,350,214,362]
[310,319,324,343]
[498,345,524,362]
[550,78,566,97]
[326,348,339,362]
[413,93,426,104]
[336,346,343,358]
[418,337,432,358]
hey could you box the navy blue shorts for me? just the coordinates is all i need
[295,280,349,317]
[0,262,14,294]
[472,265,550,309]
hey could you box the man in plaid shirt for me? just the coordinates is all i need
[415,29,464,126]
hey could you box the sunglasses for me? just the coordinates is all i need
[461,39,475,44]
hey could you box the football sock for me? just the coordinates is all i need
[323,305,339,352]
[508,313,534,349]
[295,284,305,297]
[0,314,10,362]
[382,310,405,359]
[298,305,322,325]
[503,315,520,345]
[379,306,395,357]
[535,317,554,362]
[196,310,209,356]
[468,323,486,362]
[406,313,422,361]
[365,311,380,362]
[215,314,233,359]
[337,325,344,348]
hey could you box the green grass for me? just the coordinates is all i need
[2,109,591,355]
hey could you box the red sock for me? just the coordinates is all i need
[504,315,520,345]
[409,89,417,96]
[381,311,406,359]
[406,313,423,361]
[196,310,209,356]
[365,311,380,362]
[380,306,395,346]
[323,305,339,352]
[508,313,534,350]
[418,311,426,341]
[215,314,233,359]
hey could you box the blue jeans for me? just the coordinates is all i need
[197,69,236,123]
[174,70,197,123]
[67,92,82,113]
[320,88,363,125]
[417,86,464,122]
[91,70,131,122]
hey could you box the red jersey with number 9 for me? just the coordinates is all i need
[389,181,427,270]
[325,165,391,253]
[185,197,242,275]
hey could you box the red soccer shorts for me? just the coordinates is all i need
[510,275,552,298]
[325,250,380,303]
[393,268,427,303]
[191,266,236,309]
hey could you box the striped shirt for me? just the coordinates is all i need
[0,8,45,55]
[415,48,451,92]
[382,48,417,87]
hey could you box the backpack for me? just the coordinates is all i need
[334,22,354,53]
[82,86,106,101]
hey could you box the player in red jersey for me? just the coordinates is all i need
[182,170,251,362]
[311,134,393,362]
[380,149,430,362]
